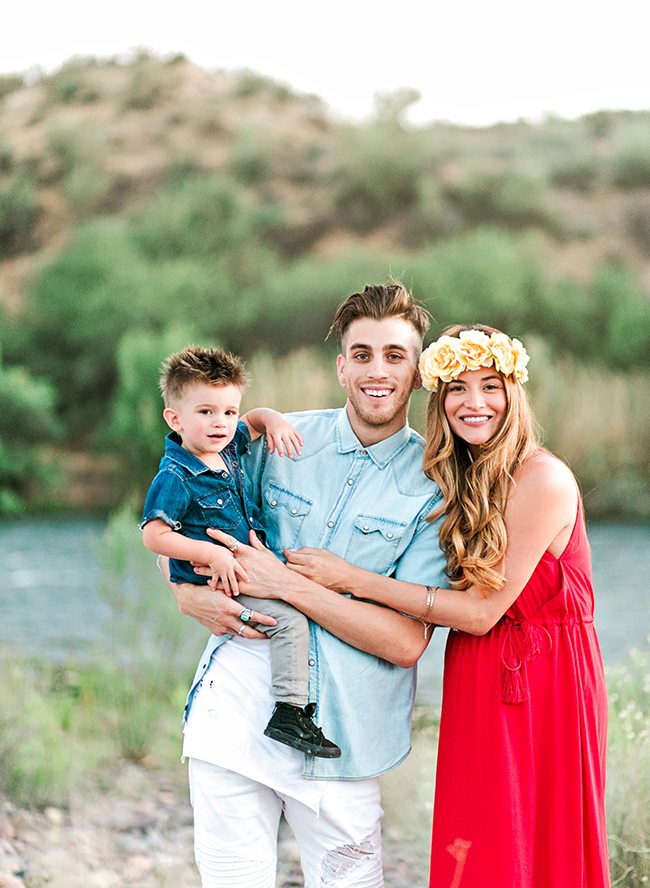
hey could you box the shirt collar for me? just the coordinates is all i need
[163,432,214,476]
[335,409,412,469]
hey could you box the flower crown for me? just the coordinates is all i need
[418,329,530,392]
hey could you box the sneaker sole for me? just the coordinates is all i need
[264,727,342,758]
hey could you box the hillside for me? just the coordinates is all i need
[3,52,650,308]
[1,52,649,518]
[0,53,342,311]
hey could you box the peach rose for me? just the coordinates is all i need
[419,336,464,390]
[511,338,530,383]
[488,333,516,376]
[457,329,494,370]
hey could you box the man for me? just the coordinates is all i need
[166,282,446,888]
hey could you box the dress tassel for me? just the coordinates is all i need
[500,664,529,704]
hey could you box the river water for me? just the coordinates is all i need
[1,519,649,706]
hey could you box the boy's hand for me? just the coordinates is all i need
[264,415,304,459]
[207,547,249,596]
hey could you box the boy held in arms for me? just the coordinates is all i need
[141,345,340,758]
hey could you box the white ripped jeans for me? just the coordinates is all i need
[189,758,385,887]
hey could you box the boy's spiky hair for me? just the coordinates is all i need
[159,345,249,407]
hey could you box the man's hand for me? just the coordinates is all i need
[203,528,292,600]
[160,556,276,638]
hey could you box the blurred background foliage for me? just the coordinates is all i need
[0,52,649,517]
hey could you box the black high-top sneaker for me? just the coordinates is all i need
[264,702,341,758]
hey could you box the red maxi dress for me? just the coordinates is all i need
[429,504,611,888]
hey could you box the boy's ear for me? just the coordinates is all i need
[163,407,182,432]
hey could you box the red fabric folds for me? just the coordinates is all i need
[429,505,611,888]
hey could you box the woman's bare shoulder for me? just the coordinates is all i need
[512,449,577,510]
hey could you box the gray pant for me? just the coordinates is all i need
[235,594,309,706]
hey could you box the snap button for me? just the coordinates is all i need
[360,450,367,456]
[217,499,223,505]
[387,532,393,539]
[327,521,334,528]
[347,479,353,485]
[308,659,315,666]
[270,500,277,506]
[291,508,297,515]
[363,525,369,531]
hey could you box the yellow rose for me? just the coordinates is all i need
[419,336,464,390]
[488,333,516,376]
[457,330,493,370]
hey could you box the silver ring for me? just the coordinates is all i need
[237,625,245,635]
[239,607,253,623]
[229,541,239,552]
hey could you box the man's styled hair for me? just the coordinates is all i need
[328,280,431,345]
[159,345,249,407]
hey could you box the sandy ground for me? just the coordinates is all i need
[0,760,431,888]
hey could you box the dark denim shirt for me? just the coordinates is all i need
[141,423,266,584]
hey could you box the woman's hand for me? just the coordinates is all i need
[283,547,351,593]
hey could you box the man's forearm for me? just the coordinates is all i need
[280,569,428,668]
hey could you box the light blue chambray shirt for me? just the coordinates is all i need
[184,408,446,779]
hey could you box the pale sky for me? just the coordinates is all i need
[3,0,649,126]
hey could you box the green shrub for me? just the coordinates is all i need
[626,198,650,256]
[0,345,60,514]
[0,655,75,807]
[46,120,106,180]
[410,227,543,334]
[0,174,40,257]
[333,125,423,232]
[550,155,599,193]
[592,263,650,368]
[0,140,12,174]
[606,651,650,887]
[445,170,551,230]
[610,118,650,188]
[44,58,101,104]
[122,57,162,109]
[107,326,202,492]
[91,504,206,761]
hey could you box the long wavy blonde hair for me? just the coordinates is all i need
[423,324,538,594]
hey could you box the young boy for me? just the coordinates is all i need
[141,345,340,758]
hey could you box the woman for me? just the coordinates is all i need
[282,325,610,888]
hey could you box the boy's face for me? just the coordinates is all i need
[163,382,242,461]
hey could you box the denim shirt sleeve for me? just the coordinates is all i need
[393,505,448,588]
[241,434,266,507]
[233,421,252,458]
[140,468,191,531]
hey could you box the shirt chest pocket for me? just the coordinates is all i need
[196,489,241,531]
[344,514,407,575]
[263,483,313,551]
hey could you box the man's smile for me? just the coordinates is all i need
[362,387,393,399]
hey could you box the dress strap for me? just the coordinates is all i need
[499,618,553,704]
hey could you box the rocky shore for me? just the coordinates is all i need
[0,761,430,888]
